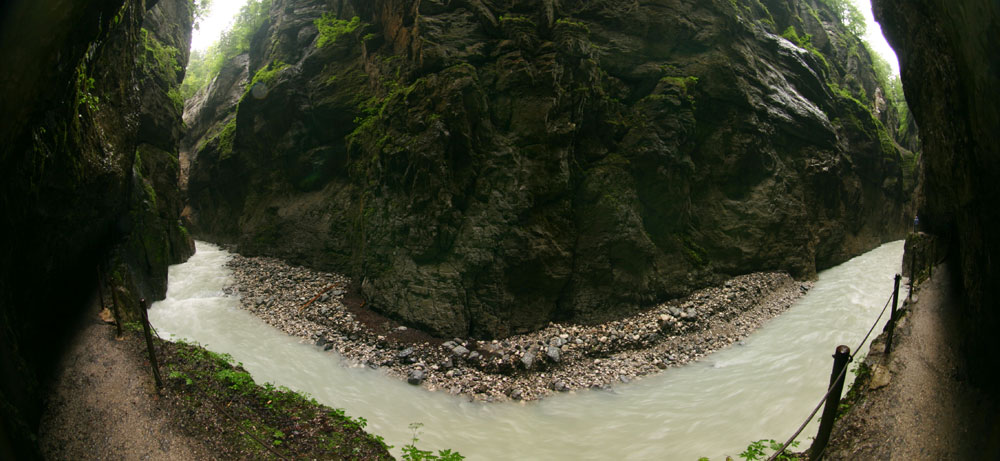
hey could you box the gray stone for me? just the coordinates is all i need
[407,369,425,385]
[452,345,470,356]
[520,351,536,369]
[546,346,561,363]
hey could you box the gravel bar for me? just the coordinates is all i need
[222,251,810,402]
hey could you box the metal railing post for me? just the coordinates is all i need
[884,274,901,355]
[139,298,162,389]
[811,345,851,460]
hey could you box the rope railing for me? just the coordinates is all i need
[766,278,901,461]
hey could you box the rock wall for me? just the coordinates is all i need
[0,0,193,457]
[185,0,915,338]
[111,0,197,319]
[873,0,1000,390]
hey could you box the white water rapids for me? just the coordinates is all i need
[149,240,903,460]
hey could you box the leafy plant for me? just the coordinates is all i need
[75,63,100,112]
[401,423,465,461]
[167,369,194,385]
[215,368,256,394]
[740,439,799,461]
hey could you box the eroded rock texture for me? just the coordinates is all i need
[874,0,1000,389]
[0,0,193,456]
[186,0,915,338]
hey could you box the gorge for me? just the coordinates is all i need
[1,0,997,458]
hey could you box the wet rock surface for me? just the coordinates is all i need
[187,0,912,340]
[224,250,808,402]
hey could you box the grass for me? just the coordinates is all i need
[148,334,394,459]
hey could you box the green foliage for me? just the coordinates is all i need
[828,82,870,110]
[818,0,866,37]
[250,60,288,86]
[346,77,423,149]
[740,439,799,460]
[217,117,237,159]
[180,0,272,99]
[850,361,870,380]
[781,26,829,72]
[75,62,100,112]
[243,60,288,99]
[167,88,184,112]
[675,233,708,267]
[660,75,699,104]
[555,17,590,33]
[215,368,256,394]
[315,14,360,48]
[168,369,194,385]
[190,0,212,28]
[140,28,182,77]
[401,423,465,461]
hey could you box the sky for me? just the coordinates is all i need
[190,0,249,52]
[188,0,900,74]
[851,0,901,76]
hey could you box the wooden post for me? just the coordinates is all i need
[884,274,902,355]
[139,298,162,389]
[811,345,851,460]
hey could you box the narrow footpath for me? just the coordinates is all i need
[824,264,1000,459]
[38,298,209,460]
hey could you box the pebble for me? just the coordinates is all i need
[223,251,808,403]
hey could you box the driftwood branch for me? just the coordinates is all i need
[298,285,335,313]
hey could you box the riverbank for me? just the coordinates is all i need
[821,263,1000,459]
[39,308,394,460]
[223,251,809,402]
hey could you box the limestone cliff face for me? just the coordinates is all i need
[873,0,1000,389]
[0,0,193,456]
[186,0,914,338]
[112,0,197,317]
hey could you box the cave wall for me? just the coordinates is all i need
[0,0,193,457]
[873,0,1000,390]
[185,0,915,339]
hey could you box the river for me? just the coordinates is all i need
[149,240,903,460]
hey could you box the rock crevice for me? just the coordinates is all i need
[184,0,917,338]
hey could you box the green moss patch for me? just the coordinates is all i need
[315,14,361,48]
